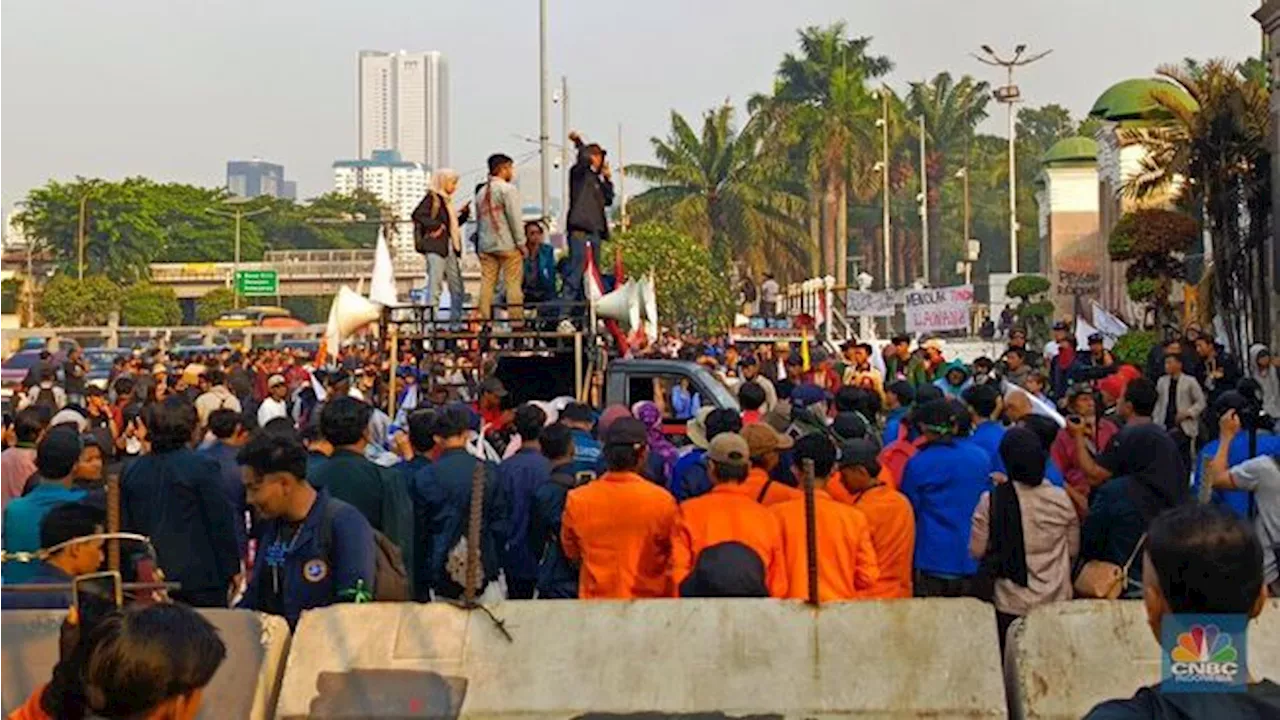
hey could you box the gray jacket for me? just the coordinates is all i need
[1153,373,1206,438]
[476,177,524,254]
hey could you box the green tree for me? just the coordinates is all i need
[194,287,237,325]
[1108,209,1198,328]
[1016,103,1076,151]
[625,105,809,278]
[37,275,122,326]
[611,224,736,333]
[151,185,266,262]
[1005,274,1054,345]
[120,282,182,326]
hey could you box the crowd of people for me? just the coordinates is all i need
[3,311,1280,716]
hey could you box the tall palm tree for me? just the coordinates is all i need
[907,72,991,285]
[753,23,892,284]
[625,104,810,279]
[1120,59,1270,355]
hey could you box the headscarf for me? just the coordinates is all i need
[986,427,1046,588]
[429,168,462,253]
[678,542,769,598]
[632,400,677,480]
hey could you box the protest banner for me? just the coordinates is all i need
[904,285,973,334]
[845,289,896,317]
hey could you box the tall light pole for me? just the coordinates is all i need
[956,166,973,285]
[873,88,891,290]
[917,114,929,285]
[560,75,570,229]
[207,196,268,308]
[77,192,90,281]
[538,0,551,223]
[974,44,1052,275]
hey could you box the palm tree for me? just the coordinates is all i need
[625,104,810,279]
[1120,59,1270,355]
[753,23,892,284]
[907,72,991,285]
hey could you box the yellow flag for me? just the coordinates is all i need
[800,327,811,372]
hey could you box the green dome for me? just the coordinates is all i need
[1089,78,1198,123]
[1042,136,1098,166]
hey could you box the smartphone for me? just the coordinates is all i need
[73,571,123,612]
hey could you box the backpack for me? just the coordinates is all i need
[317,499,411,601]
[33,386,58,411]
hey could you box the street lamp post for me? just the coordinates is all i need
[207,197,268,308]
[538,0,551,223]
[956,166,973,285]
[918,114,929,285]
[77,192,91,282]
[974,44,1052,275]
[873,88,891,290]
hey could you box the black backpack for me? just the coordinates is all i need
[316,499,411,601]
[33,386,58,410]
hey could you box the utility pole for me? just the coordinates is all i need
[877,91,891,290]
[618,123,627,231]
[538,0,551,223]
[77,193,90,281]
[957,166,972,285]
[974,44,1052,275]
[918,114,929,285]
[207,198,268,309]
[561,75,570,230]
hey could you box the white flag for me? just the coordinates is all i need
[1090,301,1129,342]
[369,227,399,306]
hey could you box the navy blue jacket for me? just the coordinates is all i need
[1080,476,1146,596]
[569,429,601,477]
[122,448,240,596]
[200,440,250,560]
[1,561,73,609]
[415,448,508,598]
[670,449,711,501]
[900,438,993,577]
[498,447,551,583]
[239,491,375,628]
[529,461,580,598]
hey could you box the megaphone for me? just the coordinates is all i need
[637,274,659,344]
[325,285,383,349]
[594,279,641,332]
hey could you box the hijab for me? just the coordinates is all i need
[678,542,769,598]
[986,428,1047,588]
[428,168,462,253]
[632,401,677,480]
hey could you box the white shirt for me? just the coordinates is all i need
[257,396,289,427]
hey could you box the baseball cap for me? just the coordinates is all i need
[738,354,758,367]
[837,438,881,474]
[604,417,648,445]
[741,422,794,457]
[1052,320,1070,331]
[790,384,829,409]
[706,432,750,466]
[1088,332,1105,345]
[479,377,508,397]
[268,374,287,388]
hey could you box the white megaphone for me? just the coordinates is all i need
[637,274,659,344]
[325,285,383,350]
[594,279,642,332]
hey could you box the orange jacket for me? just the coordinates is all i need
[740,467,803,507]
[562,471,679,598]
[826,477,915,598]
[671,483,788,596]
[771,489,879,602]
[7,685,51,720]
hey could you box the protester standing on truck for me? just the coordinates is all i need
[563,130,614,304]
[476,153,526,320]
[412,168,471,321]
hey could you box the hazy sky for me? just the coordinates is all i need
[1,0,1260,212]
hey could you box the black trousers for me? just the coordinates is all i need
[913,571,971,598]
[506,578,537,600]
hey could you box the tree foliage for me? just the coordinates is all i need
[1109,209,1197,326]
[194,288,237,325]
[611,224,736,334]
[37,275,122,326]
[120,282,182,326]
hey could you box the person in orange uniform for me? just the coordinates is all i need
[831,438,915,598]
[561,417,679,598]
[739,423,802,506]
[671,433,787,596]
[772,435,879,601]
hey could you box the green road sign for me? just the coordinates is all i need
[235,270,278,296]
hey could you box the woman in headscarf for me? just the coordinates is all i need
[411,168,470,326]
[1247,344,1280,420]
[632,400,677,488]
[970,427,1079,649]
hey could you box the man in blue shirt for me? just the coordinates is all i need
[498,404,552,598]
[237,431,375,628]
[530,423,581,598]
[200,408,253,564]
[963,383,1006,473]
[559,403,600,478]
[1,502,105,609]
[899,399,993,597]
[3,428,92,584]
[882,381,914,446]
[1192,391,1280,516]
[670,408,743,501]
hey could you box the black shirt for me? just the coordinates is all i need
[1163,376,1180,430]
[63,359,86,394]
[1097,421,1187,523]
[1084,680,1280,719]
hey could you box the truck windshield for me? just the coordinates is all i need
[689,365,739,410]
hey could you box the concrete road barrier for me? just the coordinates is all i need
[275,598,1007,719]
[1004,599,1280,719]
[1,608,291,720]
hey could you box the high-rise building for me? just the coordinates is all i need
[226,159,294,199]
[358,50,449,169]
[332,150,430,256]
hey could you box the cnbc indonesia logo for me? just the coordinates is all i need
[1168,624,1240,685]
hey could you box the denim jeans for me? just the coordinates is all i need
[562,231,600,303]
[424,252,447,314]
[425,250,466,324]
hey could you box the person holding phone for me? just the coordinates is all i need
[412,168,471,324]
[563,130,614,306]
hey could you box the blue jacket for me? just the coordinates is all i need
[569,429,601,478]
[1,561,73,609]
[1193,432,1280,517]
[415,448,508,597]
[239,491,375,628]
[199,440,251,560]
[969,421,1007,473]
[400,455,434,600]
[900,439,993,577]
[122,448,242,596]
[1080,476,1146,597]
[498,448,552,583]
[2,482,89,584]
[671,449,711,501]
[522,243,558,301]
[882,407,908,447]
[529,461,580,598]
